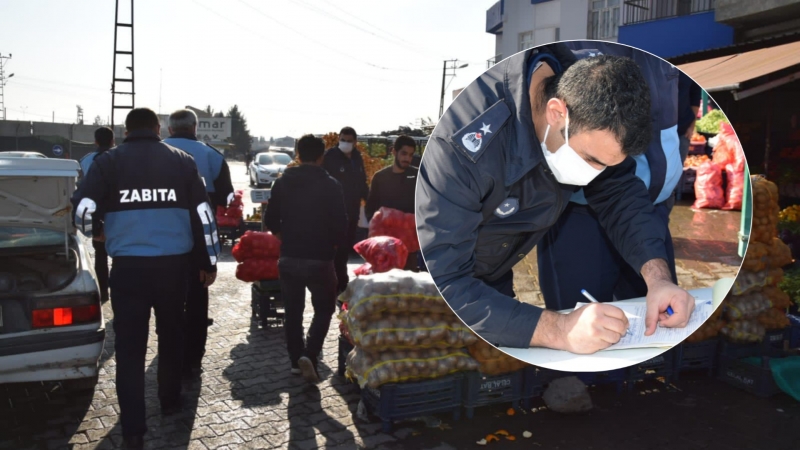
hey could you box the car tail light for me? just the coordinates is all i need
[32,303,100,329]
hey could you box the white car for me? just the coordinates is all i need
[0,151,47,159]
[0,158,105,388]
[249,152,292,188]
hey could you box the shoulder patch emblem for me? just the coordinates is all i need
[494,197,519,218]
[451,100,510,163]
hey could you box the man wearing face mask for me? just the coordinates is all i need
[536,42,684,315]
[365,135,419,270]
[323,126,369,294]
[416,43,696,353]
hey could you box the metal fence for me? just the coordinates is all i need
[623,0,715,25]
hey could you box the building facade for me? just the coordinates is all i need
[486,0,624,66]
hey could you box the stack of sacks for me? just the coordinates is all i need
[233,231,281,281]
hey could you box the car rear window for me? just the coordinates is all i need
[0,227,64,249]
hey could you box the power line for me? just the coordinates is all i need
[13,75,107,92]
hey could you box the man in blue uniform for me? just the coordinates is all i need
[163,109,234,379]
[72,108,219,449]
[78,126,115,304]
[537,41,684,312]
[416,43,695,354]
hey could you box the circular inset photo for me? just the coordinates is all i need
[415,40,746,372]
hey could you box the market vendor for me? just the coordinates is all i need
[416,42,696,353]
[365,135,419,271]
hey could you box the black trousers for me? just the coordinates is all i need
[184,263,209,370]
[538,202,677,311]
[92,239,109,303]
[110,261,188,437]
[278,257,337,366]
[334,217,359,294]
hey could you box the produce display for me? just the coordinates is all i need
[245,207,262,223]
[216,190,245,227]
[717,124,746,211]
[686,318,725,343]
[724,174,792,343]
[695,109,730,134]
[692,161,724,209]
[684,154,709,168]
[779,205,800,222]
[467,338,528,376]
[751,176,780,244]
[353,236,409,274]
[690,132,707,144]
[233,231,281,282]
[285,133,390,185]
[368,207,420,253]
[340,270,450,321]
[344,313,477,351]
[346,346,479,389]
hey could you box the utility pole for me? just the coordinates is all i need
[111,0,135,126]
[439,59,468,118]
[76,105,84,124]
[0,53,13,121]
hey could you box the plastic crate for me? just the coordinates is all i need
[242,221,262,232]
[361,374,463,433]
[674,339,719,380]
[463,370,523,419]
[789,315,800,349]
[627,350,675,390]
[763,327,789,349]
[521,366,556,409]
[251,280,284,325]
[576,369,627,393]
[717,343,787,397]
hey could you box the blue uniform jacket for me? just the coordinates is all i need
[163,134,234,209]
[415,44,669,348]
[71,130,220,272]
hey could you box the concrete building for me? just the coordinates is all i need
[485,0,623,65]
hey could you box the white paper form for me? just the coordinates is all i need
[572,300,714,350]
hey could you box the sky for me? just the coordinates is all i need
[0,0,498,138]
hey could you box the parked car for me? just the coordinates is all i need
[0,151,47,159]
[248,152,292,188]
[270,146,295,160]
[0,158,105,389]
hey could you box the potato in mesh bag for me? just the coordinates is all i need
[723,291,772,320]
[467,337,528,376]
[720,319,766,343]
[345,313,478,351]
[340,269,450,320]
[345,347,479,389]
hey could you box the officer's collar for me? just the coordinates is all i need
[123,129,162,142]
[168,132,198,141]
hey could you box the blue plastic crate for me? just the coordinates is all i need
[521,366,556,409]
[717,343,787,397]
[361,374,463,433]
[763,327,789,349]
[789,315,800,349]
[463,370,523,419]
[627,350,675,390]
[674,339,719,380]
[576,369,627,393]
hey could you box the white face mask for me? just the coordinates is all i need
[339,141,354,153]
[540,113,605,186]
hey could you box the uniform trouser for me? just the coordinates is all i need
[279,257,338,366]
[537,202,677,311]
[334,217,359,294]
[184,263,209,370]
[92,239,109,303]
[110,262,188,437]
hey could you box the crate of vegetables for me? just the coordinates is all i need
[717,344,787,397]
[361,374,463,433]
[674,338,718,379]
[463,370,524,419]
[521,366,555,408]
[627,349,675,390]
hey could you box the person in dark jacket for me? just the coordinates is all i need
[416,43,696,354]
[323,126,369,294]
[78,126,115,304]
[366,135,418,270]
[72,108,219,448]
[678,72,703,164]
[266,134,348,383]
[163,109,235,380]
[537,41,684,314]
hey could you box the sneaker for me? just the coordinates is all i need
[298,356,320,383]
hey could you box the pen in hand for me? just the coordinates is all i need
[581,289,631,337]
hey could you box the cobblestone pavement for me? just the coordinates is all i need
[513,201,743,307]
[0,163,747,449]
